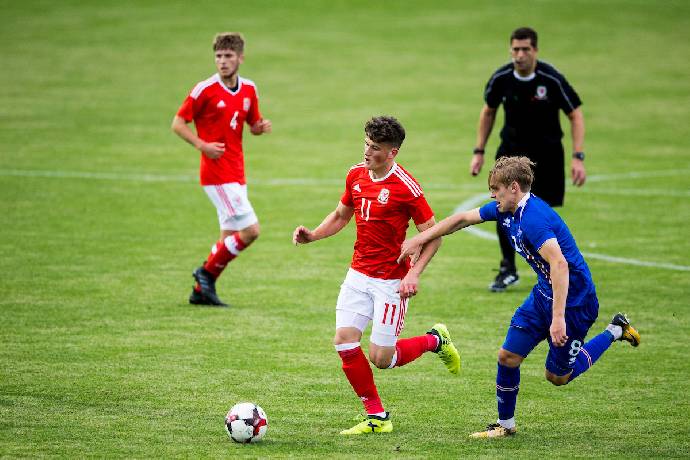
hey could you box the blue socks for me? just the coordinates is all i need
[568,330,614,382]
[496,363,520,421]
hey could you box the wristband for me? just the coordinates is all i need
[473,147,485,155]
[572,151,585,161]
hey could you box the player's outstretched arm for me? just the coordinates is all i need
[538,238,570,347]
[398,208,484,263]
[399,218,442,299]
[293,202,354,246]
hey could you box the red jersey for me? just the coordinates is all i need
[177,74,262,186]
[340,162,434,280]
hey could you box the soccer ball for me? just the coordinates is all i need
[224,402,268,443]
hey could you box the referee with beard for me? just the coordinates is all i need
[470,27,587,292]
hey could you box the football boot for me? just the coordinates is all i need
[427,323,461,375]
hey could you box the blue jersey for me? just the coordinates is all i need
[479,194,594,306]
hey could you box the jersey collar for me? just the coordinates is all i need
[513,70,536,81]
[369,162,398,182]
[514,192,531,218]
[215,73,242,95]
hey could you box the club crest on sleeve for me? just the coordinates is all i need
[377,188,390,204]
[243,98,251,111]
[535,85,547,100]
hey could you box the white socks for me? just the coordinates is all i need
[606,324,623,340]
[498,417,516,429]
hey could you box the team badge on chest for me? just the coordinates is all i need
[243,97,251,111]
[377,188,390,204]
[535,85,547,100]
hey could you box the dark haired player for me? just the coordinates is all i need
[293,116,460,435]
[470,27,587,292]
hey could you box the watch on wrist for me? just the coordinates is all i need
[473,147,485,155]
[572,151,585,161]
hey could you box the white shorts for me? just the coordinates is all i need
[335,268,409,347]
[203,183,258,231]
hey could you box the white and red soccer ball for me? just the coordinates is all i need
[224,402,268,443]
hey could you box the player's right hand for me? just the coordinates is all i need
[397,237,423,265]
[292,226,314,245]
[200,142,225,159]
[470,153,484,176]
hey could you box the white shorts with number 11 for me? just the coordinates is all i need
[335,268,408,347]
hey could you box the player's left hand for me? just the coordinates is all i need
[251,119,272,135]
[571,160,586,186]
[397,236,423,265]
[398,272,419,299]
[550,317,569,347]
[292,225,314,245]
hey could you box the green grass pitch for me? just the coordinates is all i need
[1,0,689,457]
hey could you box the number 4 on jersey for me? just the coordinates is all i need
[230,110,239,130]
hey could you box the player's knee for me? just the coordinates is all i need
[367,347,394,369]
[498,348,522,367]
[240,224,260,244]
[369,353,392,369]
[545,370,570,386]
[333,327,361,346]
[371,357,391,369]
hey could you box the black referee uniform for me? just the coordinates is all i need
[484,60,582,270]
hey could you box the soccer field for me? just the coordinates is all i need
[2,0,689,457]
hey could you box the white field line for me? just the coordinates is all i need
[1,167,688,271]
[2,167,689,191]
[453,193,690,272]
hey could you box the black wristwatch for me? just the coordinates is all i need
[473,147,485,155]
[572,151,585,161]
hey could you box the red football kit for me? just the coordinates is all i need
[177,73,262,185]
[340,162,434,280]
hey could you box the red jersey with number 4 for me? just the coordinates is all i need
[177,74,262,185]
[340,162,434,280]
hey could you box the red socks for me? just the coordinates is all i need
[336,336,437,413]
[193,234,247,292]
[338,346,385,414]
[394,334,438,367]
[203,234,247,278]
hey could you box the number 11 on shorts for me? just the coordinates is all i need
[382,303,397,325]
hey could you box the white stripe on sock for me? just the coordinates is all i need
[334,342,361,352]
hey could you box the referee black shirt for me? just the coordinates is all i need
[485,60,582,151]
[484,60,582,206]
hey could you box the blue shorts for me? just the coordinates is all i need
[502,287,599,376]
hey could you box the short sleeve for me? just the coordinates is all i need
[484,73,503,109]
[176,95,197,122]
[478,202,498,222]
[407,195,434,226]
[522,214,557,252]
[340,171,354,207]
[553,73,582,114]
[246,87,262,126]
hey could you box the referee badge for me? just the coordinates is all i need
[377,188,390,204]
[535,85,547,100]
